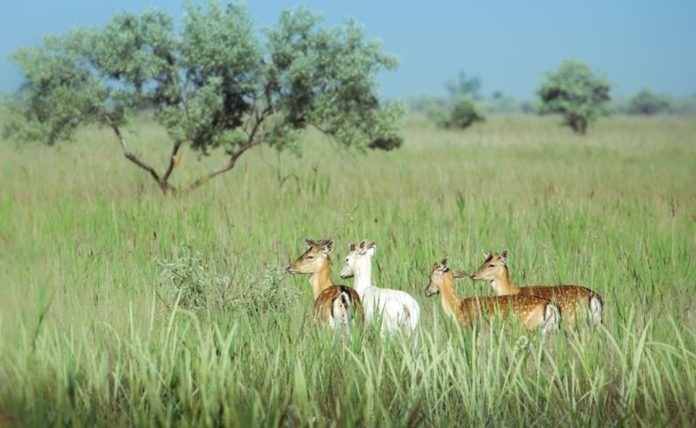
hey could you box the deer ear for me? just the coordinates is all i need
[501,250,508,264]
[323,239,334,254]
[439,257,449,271]
[305,239,315,248]
[453,270,469,279]
[349,242,356,252]
[365,243,376,257]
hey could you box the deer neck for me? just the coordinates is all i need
[352,257,373,297]
[310,261,334,299]
[490,267,520,295]
[439,274,462,320]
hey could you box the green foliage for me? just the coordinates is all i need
[433,95,486,130]
[2,30,111,144]
[159,244,299,316]
[537,59,611,134]
[368,135,403,150]
[447,95,486,128]
[626,88,671,115]
[263,8,404,150]
[420,71,487,130]
[159,244,214,312]
[2,0,404,193]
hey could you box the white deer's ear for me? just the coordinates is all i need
[365,241,376,255]
[348,242,356,252]
[365,245,376,257]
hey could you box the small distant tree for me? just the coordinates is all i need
[627,88,671,115]
[1,1,404,194]
[445,71,482,100]
[437,95,485,129]
[537,60,611,134]
[426,71,485,130]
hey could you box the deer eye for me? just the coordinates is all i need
[306,255,314,260]
[488,264,495,268]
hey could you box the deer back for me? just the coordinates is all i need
[518,285,602,325]
[458,294,555,331]
[313,285,363,323]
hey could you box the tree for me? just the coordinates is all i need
[437,95,485,129]
[627,88,671,115]
[1,1,404,194]
[537,60,611,134]
[425,71,485,130]
[445,71,482,100]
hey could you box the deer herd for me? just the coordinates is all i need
[286,238,604,339]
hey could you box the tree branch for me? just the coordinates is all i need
[185,109,276,193]
[185,137,263,193]
[162,141,183,183]
[106,114,176,194]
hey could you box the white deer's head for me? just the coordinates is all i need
[339,240,376,279]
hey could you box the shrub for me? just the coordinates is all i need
[438,96,486,129]
[159,244,299,317]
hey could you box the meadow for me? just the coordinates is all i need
[1,114,695,426]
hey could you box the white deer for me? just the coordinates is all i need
[339,240,420,337]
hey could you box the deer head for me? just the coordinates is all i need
[286,238,334,274]
[339,240,376,279]
[470,250,509,283]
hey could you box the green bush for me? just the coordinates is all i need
[159,244,299,316]
[438,96,486,129]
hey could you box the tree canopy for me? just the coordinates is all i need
[2,1,405,194]
[537,60,611,134]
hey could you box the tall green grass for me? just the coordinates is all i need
[1,115,695,426]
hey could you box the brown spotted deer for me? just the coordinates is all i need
[339,240,420,337]
[424,258,560,336]
[286,239,362,333]
[470,250,603,328]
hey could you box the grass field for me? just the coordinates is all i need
[1,114,695,426]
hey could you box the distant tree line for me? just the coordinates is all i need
[409,86,696,118]
[410,88,696,117]
[407,63,696,134]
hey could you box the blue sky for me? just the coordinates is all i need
[1,1,694,100]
